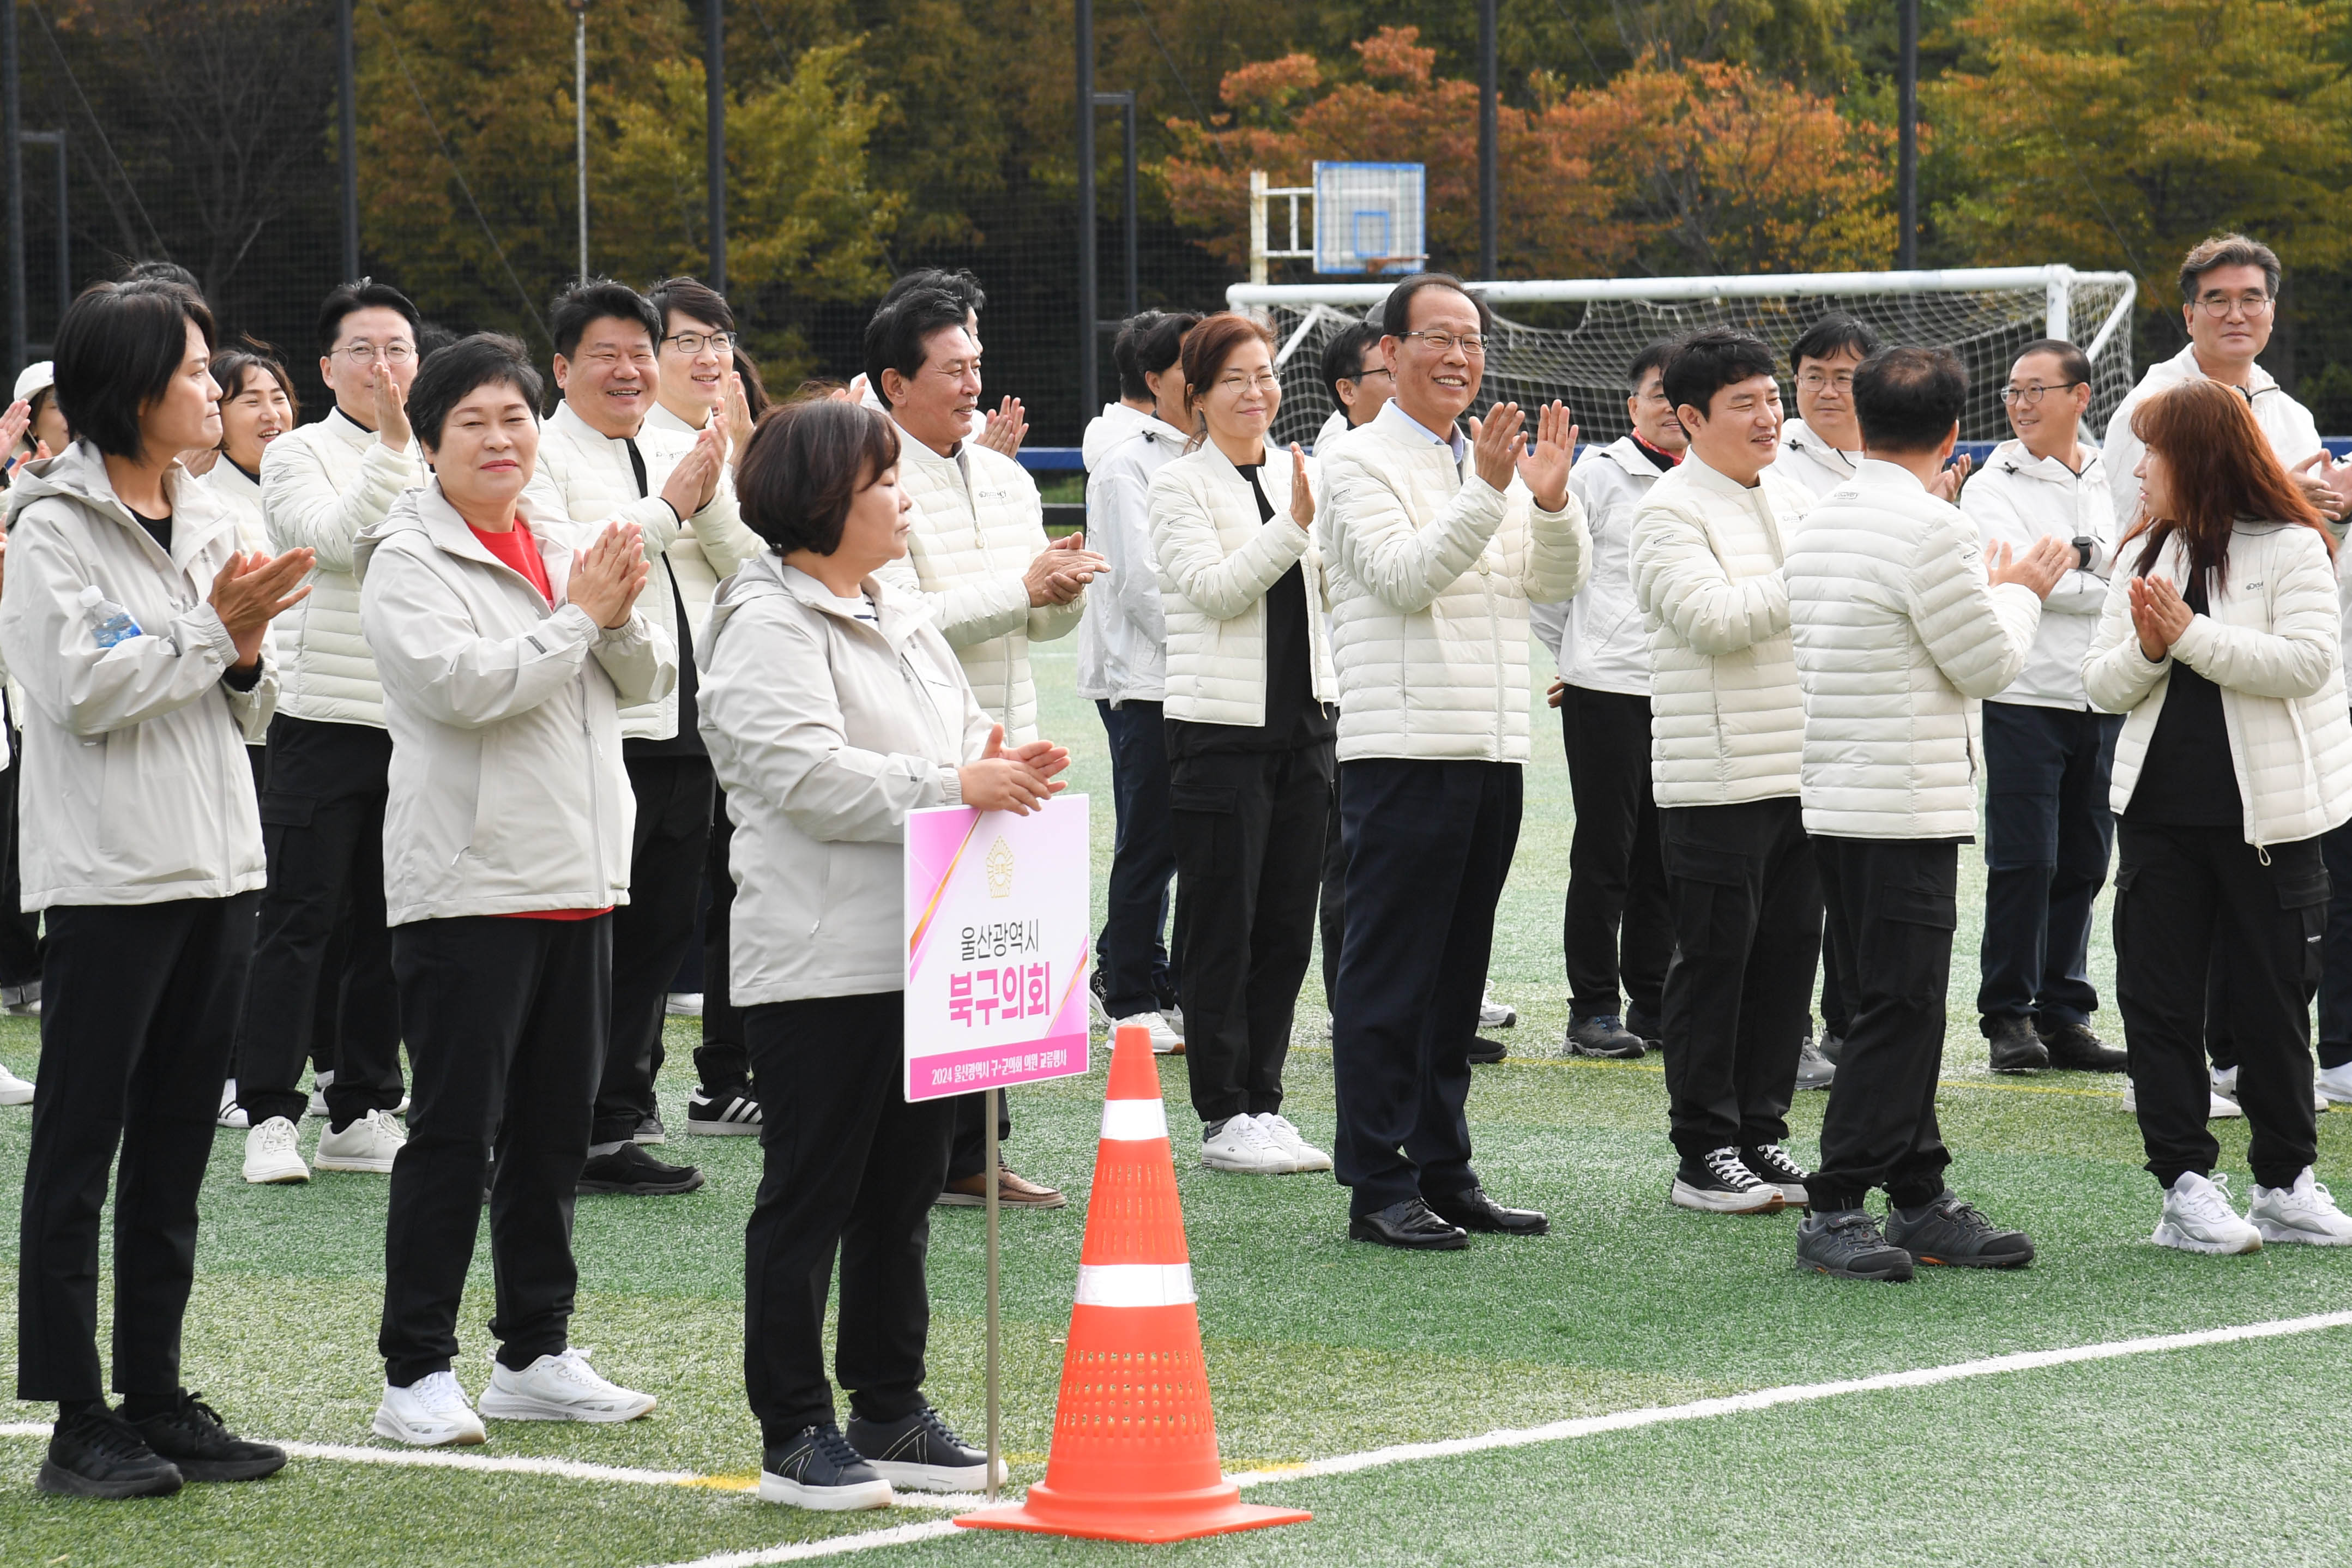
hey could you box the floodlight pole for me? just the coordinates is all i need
[1897,0,1918,271]
[339,0,359,280]
[1076,0,1097,422]
[571,0,590,282]
[4,0,24,382]
[1477,0,1497,280]
[705,0,725,292]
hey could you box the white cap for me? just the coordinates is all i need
[14,360,54,405]
[77,584,101,608]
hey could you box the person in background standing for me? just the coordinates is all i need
[12,277,310,1497]
[1079,309,1198,1053]
[239,280,423,1186]
[1080,310,1171,469]
[1962,340,2132,1078]
[0,360,63,1027]
[1313,318,1392,455]
[851,268,1026,457]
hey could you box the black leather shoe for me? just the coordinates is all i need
[1985,1015,2050,1074]
[1347,1197,1469,1250]
[1467,1036,1507,1065]
[1426,1185,1549,1235]
[2038,1020,2128,1072]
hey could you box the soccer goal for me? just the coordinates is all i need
[1226,266,2139,453]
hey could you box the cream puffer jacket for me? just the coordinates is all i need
[260,409,423,729]
[1786,459,2045,839]
[1317,403,1590,763]
[2,441,278,908]
[2103,343,2322,533]
[698,551,993,1004]
[197,457,274,553]
[1148,441,1337,727]
[1961,440,2115,710]
[1075,417,1187,704]
[875,427,1083,744]
[2083,521,2352,848]
[1535,436,1670,697]
[1628,453,1811,806]
[520,400,764,741]
[354,480,675,924]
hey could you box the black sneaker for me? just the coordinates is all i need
[1986,1015,2051,1074]
[37,1406,183,1498]
[1883,1190,2035,1269]
[578,1141,706,1195]
[1795,1209,1915,1281]
[1670,1147,1784,1214]
[2038,1020,2128,1072]
[1565,1014,1645,1059]
[1793,1034,1836,1091]
[846,1406,1003,1493]
[632,1113,668,1145]
[685,1085,763,1136]
[1467,1036,1508,1065]
[1742,1143,1811,1206]
[759,1422,893,1511]
[130,1391,286,1482]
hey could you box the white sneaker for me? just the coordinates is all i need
[1255,1112,1332,1173]
[1109,1010,1184,1055]
[2151,1171,2262,1255]
[2204,1066,2246,1119]
[0,1060,32,1106]
[2248,1168,2352,1245]
[242,1117,310,1184]
[306,1070,334,1119]
[1200,1113,1289,1174]
[315,1107,407,1173]
[665,992,704,1016]
[216,1078,248,1129]
[2320,1062,2352,1106]
[1165,1003,1186,1039]
[476,1348,656,1423]
[373,1370,487,1447]
[1479,987,1518,1030]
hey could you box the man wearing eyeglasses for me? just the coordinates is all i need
[1962,339,2130,1079]
[523,277,763,1198]
[1313,318,1395,454]
[1319,272,1589,1251]
[646,276,755,454]
[238,279,426,1187]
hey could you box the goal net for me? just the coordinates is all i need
[1228,267,2138,454]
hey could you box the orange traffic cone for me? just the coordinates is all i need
[957,1024,1312,1542]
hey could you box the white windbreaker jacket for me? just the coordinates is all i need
[699,552,992,1004]
[1628,453,1810,806]
[1149,441,1337,727]
[876,427,1082,744]
[1534,436,1669,697]
[520,400,763,741]
[1787,459,2045,839]
[1961,439,2115,710]
[1317,402,1590,763]
[198,457,273,553]
[1074,418,1186,704]
[1082,401,1155,469]
[2104,343,2323,531]
[1774,418,1863,503]
[2,441,278,908]
[2083,522,2352,849]
[355,481,674,925]
[260,409,423,729]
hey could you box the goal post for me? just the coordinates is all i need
[1227,265,2138,453]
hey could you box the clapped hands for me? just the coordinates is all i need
[1023,531,1107,607]
[569,520,652,629]
[2128,572,2194,662]
[1466,400,1577,510]
[977,396,1029,459]
[957,723,1070,816]
[1984,534,2074,600]
[1287,443,1314,530]
[209,547,316,668]
[659,422,727,520]
[2291,450,2352,524]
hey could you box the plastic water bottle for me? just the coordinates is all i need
[77,583,143,649]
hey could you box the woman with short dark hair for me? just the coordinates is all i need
[700,397,1065,1510]
[7,278,313,1497]
[355,333,674,1447]
[2086,377,2352,1254]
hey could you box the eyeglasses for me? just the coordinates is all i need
[2001,381,2085,407]
[1401,331,1486,356]
[332,342,415,365]
[1797,370,1855,390]
[1341,366,1394,385]
[1216,370,1281,393]
[662,330,737,355]
[2195,293,2273,318]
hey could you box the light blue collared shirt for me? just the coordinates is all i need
[1375,399,1466,462]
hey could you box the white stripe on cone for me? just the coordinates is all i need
[1074,1262,1197,1308]
[1099,1097,1168,1142]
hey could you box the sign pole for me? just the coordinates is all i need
[984,1085,1001,1501]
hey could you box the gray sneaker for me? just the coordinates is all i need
[1565,1014,1645,1059]
[1795,1209,1914,1281]
[1883,1190,2034,1269]
[1793,1035,1836,1091]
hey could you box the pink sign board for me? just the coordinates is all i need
[903,795,1091,1101]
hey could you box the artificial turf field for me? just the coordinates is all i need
[5,634,2352,1568]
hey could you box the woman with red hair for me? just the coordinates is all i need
[2085,377,2352,1254]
